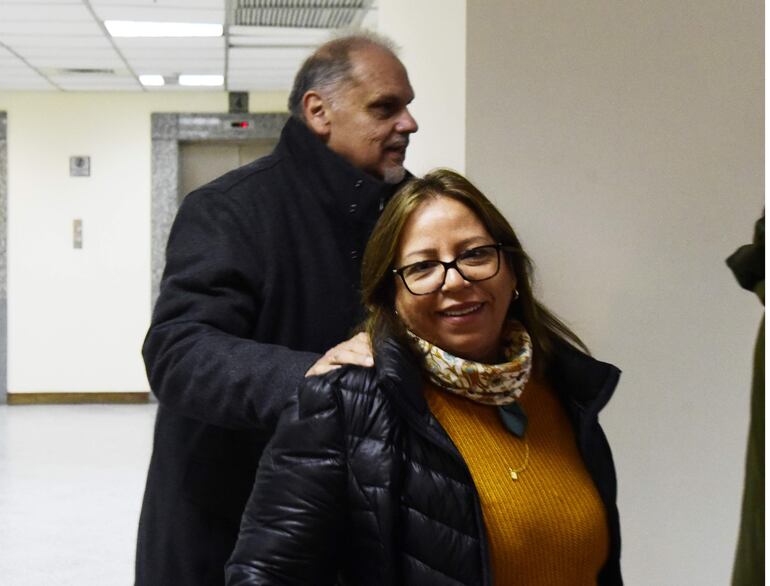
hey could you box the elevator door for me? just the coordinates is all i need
[179,139,277,202]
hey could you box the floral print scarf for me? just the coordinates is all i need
[406,320,533,407]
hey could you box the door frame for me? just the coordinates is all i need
[0,113,6,403]
[150,112,288,305]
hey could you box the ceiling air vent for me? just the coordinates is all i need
[58,68,117,75]
[233,0,373,29]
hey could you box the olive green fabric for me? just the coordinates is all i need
[728,216,764,586]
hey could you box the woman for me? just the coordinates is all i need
[226,169,622,585]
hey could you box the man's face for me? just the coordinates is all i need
[324,47,418,183]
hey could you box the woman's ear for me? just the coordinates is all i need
[302,91,331,138]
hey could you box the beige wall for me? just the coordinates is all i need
[0,91,287,392]
[379,0,466,175]
[467,1,763,584]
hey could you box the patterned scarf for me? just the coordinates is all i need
[406,320,533,406]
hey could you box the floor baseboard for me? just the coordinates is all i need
[7,392,150,405]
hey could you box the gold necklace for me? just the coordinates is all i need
[507,438,530,481]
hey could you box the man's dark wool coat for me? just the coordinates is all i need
[135,117,405,586]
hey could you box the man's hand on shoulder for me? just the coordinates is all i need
[305,332,374,377]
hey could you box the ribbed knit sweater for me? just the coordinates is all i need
[424,375,609,585]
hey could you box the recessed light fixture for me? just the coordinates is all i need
[139,74,165,87]
[178,74,224,87]
[104,20,223,38]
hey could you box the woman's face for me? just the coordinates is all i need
[393,196,516,363]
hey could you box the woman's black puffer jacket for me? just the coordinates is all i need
[226,338,622,586]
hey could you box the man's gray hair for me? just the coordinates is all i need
[287,31,399,120]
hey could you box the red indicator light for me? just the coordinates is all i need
[231,121,249,128]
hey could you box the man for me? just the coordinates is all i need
[135,33,418,585]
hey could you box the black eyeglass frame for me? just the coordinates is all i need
[392,242,512,296]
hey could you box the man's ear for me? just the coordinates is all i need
[303,91,331,138]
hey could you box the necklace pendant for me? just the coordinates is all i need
[508,468,519,481]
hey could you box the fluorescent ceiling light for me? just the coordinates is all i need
[139,75,165,87]
[178,74,224,87]
[104,20,223,38]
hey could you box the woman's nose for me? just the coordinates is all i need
[441,266,470,291]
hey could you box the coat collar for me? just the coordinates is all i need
[374,335,621,420]
[548,342,621,417]
[374,336,429,416]
[276,117,406,219]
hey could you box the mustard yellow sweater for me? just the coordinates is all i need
[424,376,609,585]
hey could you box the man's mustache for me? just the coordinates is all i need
[386,137,409,150]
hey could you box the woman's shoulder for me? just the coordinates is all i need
[298,363,410,450]
[299,364,381,416]
[295,335,423,429]
[547,342,621,410]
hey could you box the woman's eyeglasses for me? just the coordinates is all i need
[393,243,509,296]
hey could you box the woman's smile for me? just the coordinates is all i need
[394,195,516,363]
[438,301,485,319]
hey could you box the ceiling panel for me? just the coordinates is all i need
[228,46,313,64]
[0,73,51,82]
[90,0,222,7]
[113,37,225,50]
[0,60,25,69]
[28,55,126,69]
[0,1,378,92]
[15,47,120,58]
[1,36,114,48]
[227,71,296,80]
[0,3,93,21]
[119,47,223,59]
[134,65,224,76]
[5,0,91,4]
[0,65,38,74]
[50,75,140,90]
[0,46,22,60]
[130,58,224,67]
[129,55,224,65]
[228,78,294,92]
[0,79,54,90]
[0,22,103,36]
[91,6,224,23]
[0,65,52,79]
[142,85,223,92]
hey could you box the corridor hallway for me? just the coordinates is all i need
[0,403,156,585]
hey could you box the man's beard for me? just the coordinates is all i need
[382,165,406,185]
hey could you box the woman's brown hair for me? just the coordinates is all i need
[361,168,587,367]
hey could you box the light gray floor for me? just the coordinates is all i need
[0,403,157,585]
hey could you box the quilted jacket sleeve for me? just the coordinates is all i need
[226,372,348,585]
[143,188,319,430]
